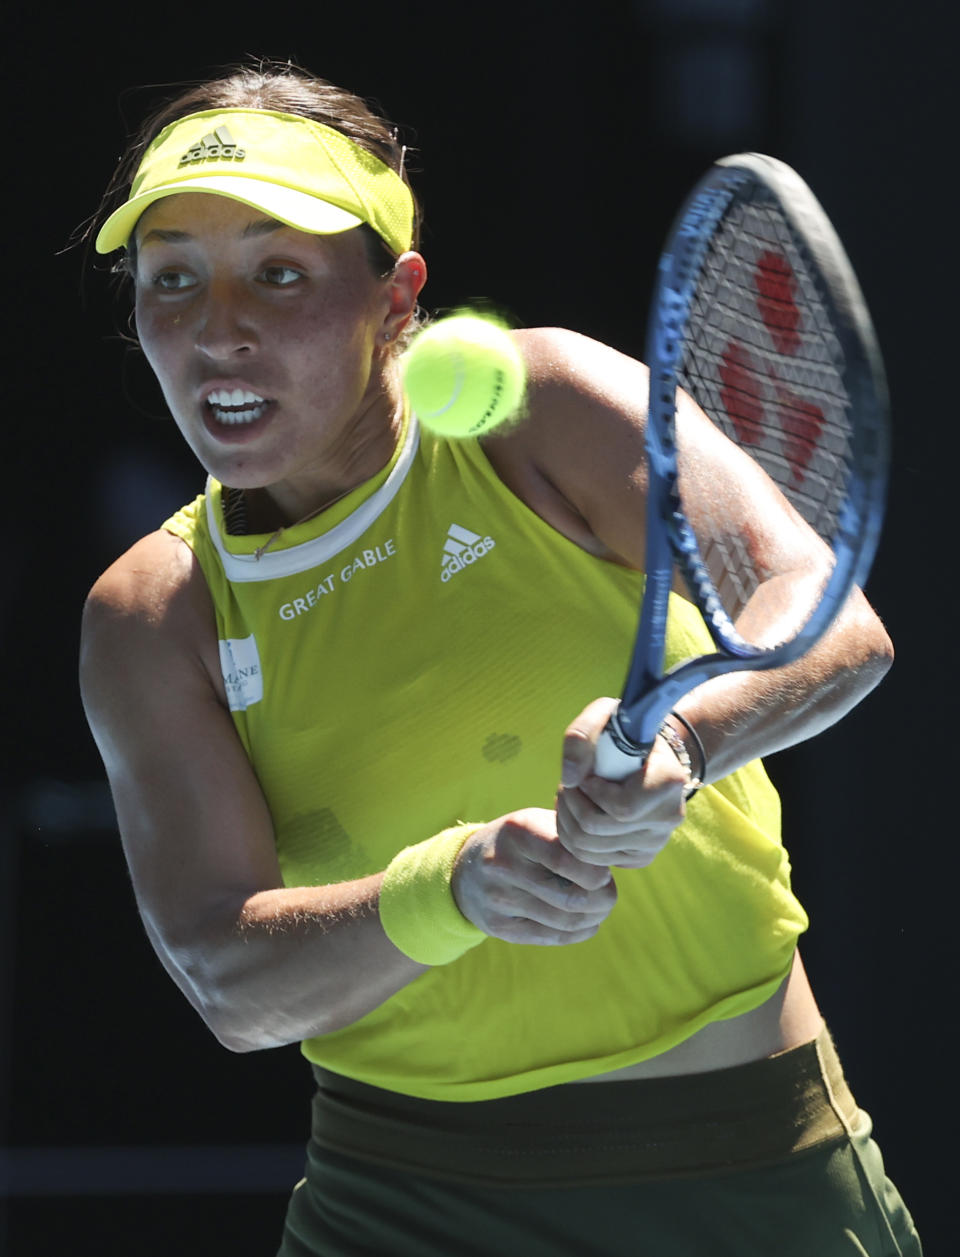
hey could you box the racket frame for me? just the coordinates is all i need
[599,154,889,778]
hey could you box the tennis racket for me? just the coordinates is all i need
[595,152,889,782]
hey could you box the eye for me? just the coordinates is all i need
[151,270,198,291]
[259,265,303,286]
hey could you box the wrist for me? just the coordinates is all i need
[379,824,487,965]
[658,711,706,798]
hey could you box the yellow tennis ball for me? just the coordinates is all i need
[400,314,526,438]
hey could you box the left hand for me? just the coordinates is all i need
[556,697,690,868]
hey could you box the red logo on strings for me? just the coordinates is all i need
[754,250,801,354]
[718,248,823,485]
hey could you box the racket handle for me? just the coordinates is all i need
[594,710,650,782]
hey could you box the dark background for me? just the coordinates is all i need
[2,2,950,1252]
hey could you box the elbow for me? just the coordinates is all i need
[191,973,349,1053]
[855,601,895,689]
[199,993,307,1054]
[198,988,273,1052]
[209,1021,278,1055]
[834,597,894,708]
[153,908,378,1052]
[160,937,304,1054]
[194,973,327,1053]
[869,629,895,686]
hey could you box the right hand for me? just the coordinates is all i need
[451,808,618,945]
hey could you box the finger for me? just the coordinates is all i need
[556,793,675,865]
[561,696,619,789]
[580,737,689,811]
[606,851,659,869]
[513,826,614,892]
[517,867,619,915]
[518,895,613,932]
[557,830,666,868]
[556,791,612,861]
[558,782,684,840]
[559,831,666,866]
[482,881,614,932]
[491,918,607,947]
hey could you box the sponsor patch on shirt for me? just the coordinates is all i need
[219,634,263,711]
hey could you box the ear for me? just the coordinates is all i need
[382,252,427,342]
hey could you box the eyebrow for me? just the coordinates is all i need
[139,217,286,246]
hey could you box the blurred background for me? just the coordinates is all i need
[2,1,950,1252]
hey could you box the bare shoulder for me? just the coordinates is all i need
[510,326,650,442]
[84,528,208,631]
[80,534,285,993]
[517,325,646,389]
[483,327,822,574]
[80,529,225,747]
[481,327,651,566]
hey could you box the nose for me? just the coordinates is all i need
[193,279,258,360]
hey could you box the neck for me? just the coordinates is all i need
[235,391,407,539]
[239,381,407,534]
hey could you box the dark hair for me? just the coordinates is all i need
[88,58,422,280]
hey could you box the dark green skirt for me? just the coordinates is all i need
[277,1028,920,1256]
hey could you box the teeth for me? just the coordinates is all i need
[211,404,266,425]
[205,387,268,427]
[207,387,266,407]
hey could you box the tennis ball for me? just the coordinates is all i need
[400,314,526,438]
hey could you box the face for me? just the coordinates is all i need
[133,192,421,516]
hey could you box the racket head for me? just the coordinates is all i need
[616,153,889,751]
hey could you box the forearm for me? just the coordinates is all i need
[674,587,893,783]
[158,875,428,1052]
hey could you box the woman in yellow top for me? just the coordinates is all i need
[80,60,920,1256]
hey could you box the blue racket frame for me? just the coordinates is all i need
[599,155,889,776]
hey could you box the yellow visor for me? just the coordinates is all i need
[96,108,414,256]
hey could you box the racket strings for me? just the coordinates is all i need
[676,194,856,628]
[688,500,773,621]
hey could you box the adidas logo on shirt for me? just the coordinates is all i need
[441,523,496,582]
[179,125,246,166]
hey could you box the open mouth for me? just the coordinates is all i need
[205,387,270,425]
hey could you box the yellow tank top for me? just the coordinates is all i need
[164,415,808,1101]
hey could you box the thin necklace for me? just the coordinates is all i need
[225,395,407,559]
[250,481,360,560]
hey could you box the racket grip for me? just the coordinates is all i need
[594,711,650,782]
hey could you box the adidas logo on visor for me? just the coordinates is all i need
[179,125,246,166]
[441,523,496,583]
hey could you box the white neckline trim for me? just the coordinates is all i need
[205,420,420,582]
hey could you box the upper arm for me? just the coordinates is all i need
[488,327,839,587]
[486,329,891,686]
[79,530,282,987]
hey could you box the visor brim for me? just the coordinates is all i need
[95,176,364,254]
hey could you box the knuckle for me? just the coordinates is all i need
[556,882,587,910]
[567,924,602,944]
[586,864,616,891]
[554,829,578,858]
[489,911,527,939]
[563,720,593,746]
[485,885,515,913]
[498,814,527,842]
[612,853,651,868]
[492,920,527,944]
[585,783,631,825]
[582,849,615,868]
[605,798,634,825]
[578,882,608,909]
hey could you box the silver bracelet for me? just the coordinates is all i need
[656,720,702,800]
[668,708,707,786]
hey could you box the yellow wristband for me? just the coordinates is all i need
[379,824,486,965]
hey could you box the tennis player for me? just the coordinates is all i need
[79,60,921,1256]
